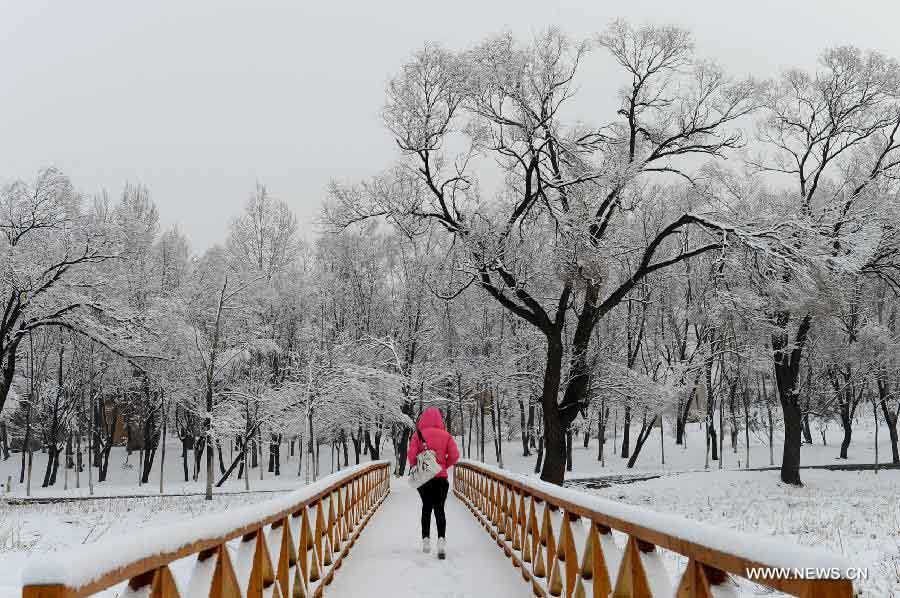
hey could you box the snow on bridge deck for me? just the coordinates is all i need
[327,479,523,598]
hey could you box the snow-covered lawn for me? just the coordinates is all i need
[494,422,896,479]
[1,422,898,597]
[0,493,267,598]
[0,442,328,499]
[584,468,900,596]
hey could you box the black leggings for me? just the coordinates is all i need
[417,477,449,538]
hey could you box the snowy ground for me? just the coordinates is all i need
[326,481,522,598]
[586,468,900,596]
[0,441,330,498]
[490,421,896,479]
[0,493,263,598]
[1,422,898,597]
[0,421,892,498]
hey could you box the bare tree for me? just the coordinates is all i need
[755,46,900,484]
[328,23,771,484]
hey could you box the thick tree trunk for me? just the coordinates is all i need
[780,398,803,485]
[0,422,9,461]
[773,313,811,486]
[0,339,21,419]
[538,334,566,484]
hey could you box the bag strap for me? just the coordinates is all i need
[416,427,428,449]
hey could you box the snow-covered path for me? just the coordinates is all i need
[327,479,523,598]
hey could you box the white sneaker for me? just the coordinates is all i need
[422,538,431,554]
[437,538,446,559]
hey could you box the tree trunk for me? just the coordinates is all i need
[728,387,739,453]
[351,426,362,465]
[627,414,657,468]
[534,434,544,474]
[19,406,31,484]
[0,338,21,419]
[366,429,381,461]
[877,380,900,464]
[873,397,880,473]
[180,438,190,482]
[216,440,226,475]
[780,397,803,485]
[99,441,112,482]
[675,375,701,445]
[538,333,566,484]
[838,403,853,459]
[773,313,811,486]
[597,403,607,464]
[159,401,167,494]
[479,396,486,462]
[1,421,12,460]
[801,411,812,444]
[620,405,631,458]
[519,400,530,457]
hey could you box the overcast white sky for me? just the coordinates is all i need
[2,0,899,251]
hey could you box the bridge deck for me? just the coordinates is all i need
[327,478,521,598]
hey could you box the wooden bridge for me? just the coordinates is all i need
[21,460,855,598]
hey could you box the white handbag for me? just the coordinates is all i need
[408,428,440,489]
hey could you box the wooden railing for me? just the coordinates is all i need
[453,461,854,598]
[22,461,391,598]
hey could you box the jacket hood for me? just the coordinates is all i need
[418,407,445,431]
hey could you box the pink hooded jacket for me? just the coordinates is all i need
[407,407,460,479]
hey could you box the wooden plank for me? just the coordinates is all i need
[151,566,180,598]
[612,537,652,598]
[210,545,241,598]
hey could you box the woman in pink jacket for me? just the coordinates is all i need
[407,407,460,559]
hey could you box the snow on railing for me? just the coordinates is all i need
[453,460,854,598]
[22,461,391,598]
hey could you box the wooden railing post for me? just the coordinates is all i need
[21,462,391,598]
[209,544,242,598]
[451,460,855,598]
